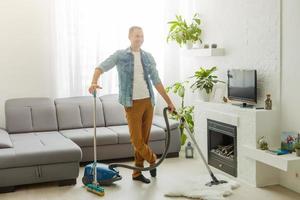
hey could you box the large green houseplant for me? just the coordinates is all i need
[190,66,225,101]
[166,81,194,145]
[167,13,202,48]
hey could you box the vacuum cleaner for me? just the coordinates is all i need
[83,91,227,196]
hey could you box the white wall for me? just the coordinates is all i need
[0,0,54,127]
[163,0,281,109]
[281,0,300,131]
[280,0,300,193]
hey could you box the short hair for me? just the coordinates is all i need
[128,26,142,37]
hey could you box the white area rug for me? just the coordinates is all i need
[164,174,239,200]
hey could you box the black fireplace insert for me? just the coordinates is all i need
[207,119,237,177]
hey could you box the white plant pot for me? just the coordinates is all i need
[198,90,211,102]
[185,40,193,49]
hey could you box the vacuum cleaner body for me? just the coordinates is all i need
[82,163,122,186]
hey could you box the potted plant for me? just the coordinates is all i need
[167,13,202,49]
[295,142,300,157]
[166,81,194,145]
[190,66,225,101]
[257,136,269,150]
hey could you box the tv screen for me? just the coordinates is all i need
[227,69,257,103]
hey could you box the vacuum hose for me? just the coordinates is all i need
[108,107,172,171]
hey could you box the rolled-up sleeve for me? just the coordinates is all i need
[96,51,119,73]
[148,54,161,86]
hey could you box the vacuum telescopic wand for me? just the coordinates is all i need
[171,108,228,187]
[85,90,105,196]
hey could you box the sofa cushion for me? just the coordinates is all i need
[0,129,13,148]
[108,125,166,144]
[5,98,58,133]
[0,132,82,169]
[31,106,58,132]
[55,97,105,129]
[5,107,33,133]
[152,115,180,131]
[56,104,83,130]
[60,127,118,147]
[99,94,128,126]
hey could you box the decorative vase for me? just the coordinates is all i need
[265,94,272,110]
[211,43,217,48]
[185,40,193,49]
[203,44,209,48]
[296,149,300,157]
[198,90,211,102]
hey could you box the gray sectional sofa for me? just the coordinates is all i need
[0,94,180,193]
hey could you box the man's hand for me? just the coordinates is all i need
[167,102,176,113]
[88,83,102,95]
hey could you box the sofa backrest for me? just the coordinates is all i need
[54,96,105,130]
[5,98,58,133]
[99,94,127,126]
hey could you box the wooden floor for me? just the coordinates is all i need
[1,150,299,200]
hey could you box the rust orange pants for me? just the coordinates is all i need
[124,97,157,178]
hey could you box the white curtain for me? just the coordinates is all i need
[53,0,166,98]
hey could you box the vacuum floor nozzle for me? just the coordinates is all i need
[205,179,228,187]
[86,183,105,196]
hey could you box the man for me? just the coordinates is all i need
[88,26,175,184]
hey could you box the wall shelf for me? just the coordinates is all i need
[243,145,300,171]
[181,48,225,57]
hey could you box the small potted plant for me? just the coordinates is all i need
[295,142,300,157]
[190,66,225,101]
[257,136,269,150]
[167,13,202,49]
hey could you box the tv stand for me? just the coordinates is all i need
[232,102,255,108]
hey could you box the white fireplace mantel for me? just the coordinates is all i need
[193,100,295,188]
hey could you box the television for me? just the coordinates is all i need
[227,69,257,106]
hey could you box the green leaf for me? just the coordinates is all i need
[194,19,201,25]
[178,86,185,97]
[169,23,177,32]
[181,133,187,146]
[165,86,170,93]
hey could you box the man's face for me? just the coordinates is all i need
[129,28,144,48]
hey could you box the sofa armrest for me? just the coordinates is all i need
[152,115,179,131]
[0,128,13,148]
